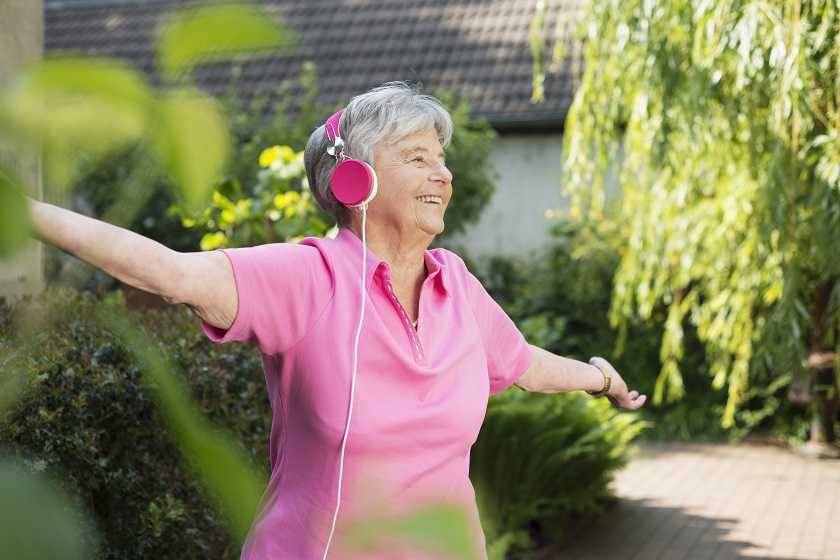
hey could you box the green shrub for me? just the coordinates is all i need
[169,144,331,249]
[472,390,648,559]
[473,219,804,445]
[0,288,269,559]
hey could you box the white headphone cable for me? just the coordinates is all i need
[321,206,367,560]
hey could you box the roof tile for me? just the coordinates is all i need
[45,0,584,127]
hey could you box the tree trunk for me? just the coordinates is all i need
[802,282,839,458]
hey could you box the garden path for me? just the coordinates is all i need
[536,440,840,560]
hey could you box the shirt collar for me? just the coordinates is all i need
[335,226,450,297]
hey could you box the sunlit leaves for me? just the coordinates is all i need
[171,145,328,248]
[2,62,233,217]
[529,0,548,103]
[0,2,293,246]
[551,0,840,429]
[156,3,294,80]
[1,57,152,190]
[150,89,230,214]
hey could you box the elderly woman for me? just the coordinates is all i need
[27,82,645,559]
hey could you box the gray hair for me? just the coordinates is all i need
[304,81,454,227]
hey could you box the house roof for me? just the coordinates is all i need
[44,0,585,130]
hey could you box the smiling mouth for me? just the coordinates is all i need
[416,195,442,205]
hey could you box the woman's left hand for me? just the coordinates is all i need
[590,357,647,410]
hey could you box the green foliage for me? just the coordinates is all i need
[536,0,840,429]
[480,219,660,364]
[170,143,331,249]
[1,288,271,558]
[150,88,232,214]
[0,2,293,250]
[2,55,231,215]
[529,0,548,103]
[98,307,267,541]
[471,389,648,558]
[55,60,330,258]
[476,218,809,444]
[1,56,153,203]
[0,459,99,560]
[155,3,294,80]
[342,503,479,560]
[0,170,30,257]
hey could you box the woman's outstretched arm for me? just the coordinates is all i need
[27,197,238,330]
[515,345,647,410]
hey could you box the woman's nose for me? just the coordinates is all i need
[431,162,453,184]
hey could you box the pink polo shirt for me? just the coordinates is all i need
[200,226,533,559]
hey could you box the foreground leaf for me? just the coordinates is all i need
[97,309,265,542]
[156,3,294,79]
[0,458,99,559]
[0,167,32,258]
[150,89,230,214]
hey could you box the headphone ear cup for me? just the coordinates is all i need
[359,161,377,206]
[330,159,378,207]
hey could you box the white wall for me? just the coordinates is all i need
[446,133,569,260]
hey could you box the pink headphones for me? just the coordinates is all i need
[324,109,378,208]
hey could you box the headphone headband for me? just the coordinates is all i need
[325,108,345,142]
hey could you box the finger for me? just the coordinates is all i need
[629,390,639,399]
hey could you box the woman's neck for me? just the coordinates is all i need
[345,221,431,288]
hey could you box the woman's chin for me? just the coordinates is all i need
[417,217,445,236]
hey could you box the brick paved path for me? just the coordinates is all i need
[536,441,840,560]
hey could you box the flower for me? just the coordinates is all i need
[273,191,301,210]
[259,145,297,168]
[259,146,281,168]
[200,231,227,250]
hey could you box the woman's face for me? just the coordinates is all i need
[368,128,453,237]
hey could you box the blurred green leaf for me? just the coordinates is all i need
[97,309,264,542]
[0,167,31,257]
[156,3,294,79]
[0,458,99,559]
[0,57,153,190]
[151,89,230,214]
[343,501,479,559]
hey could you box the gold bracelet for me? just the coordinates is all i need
[585,358,611,397]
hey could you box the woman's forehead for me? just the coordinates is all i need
[392,129,443,153]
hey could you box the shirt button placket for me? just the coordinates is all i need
[385,281,425,363]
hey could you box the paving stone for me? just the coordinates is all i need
[538,441,840,560]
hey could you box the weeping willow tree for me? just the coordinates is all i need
[533,0,840,446]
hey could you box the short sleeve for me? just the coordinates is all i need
[200,242,333,355]
[465,272,534,396]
